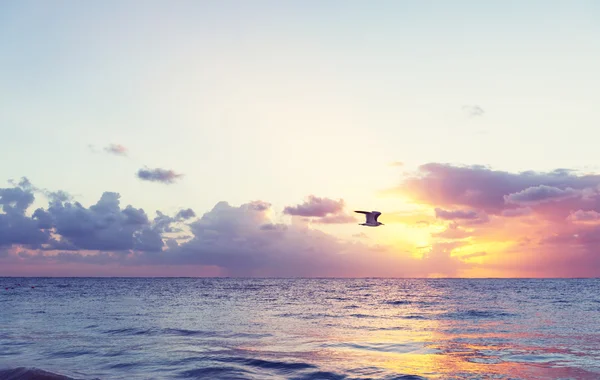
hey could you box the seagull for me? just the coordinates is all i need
[354,210,384,227]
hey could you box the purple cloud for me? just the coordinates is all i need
[398,163,600,215]
[504,185,580,206]
[567,210,600,222]
[283,195,355,224]
[434,207,489,225]
[176,208,196,220]
[104,143,128,156]
[435,208,480,220]
[137,168,183,184]
[315,214,357,224]
[284,196,344,217]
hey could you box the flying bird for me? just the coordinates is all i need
[354,210,384,227]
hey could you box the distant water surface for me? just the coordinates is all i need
[1,278,599,379]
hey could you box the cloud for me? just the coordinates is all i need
[567,210,600,223]
[434,207,489,225]
[137,167,183,184]
[0,183,50,248]
[284,196,344,217]
[315,213,357,224]
[0,179,473,277]
[504,185,580,206]
[396,163,600,215]
[431,223,472,240]
[7,162,600,277]
[283,195,356,224]
[176,208,196,220]
[395,162,600,276]
[501,207,532,217]
[0,179,192,254]
[435,208,480,220]
[32,191,178,252]
[462,105,485,117]
[103,143,128,156]
[461,251,487,260]
[389,161,404,167]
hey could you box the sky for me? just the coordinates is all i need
[1,0,600,277]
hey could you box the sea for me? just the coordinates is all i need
[0,278,599,380]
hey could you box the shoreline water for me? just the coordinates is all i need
[2,278,599,379]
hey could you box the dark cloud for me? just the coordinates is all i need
[8,176,73,204]
[137,168,183,184]
[462,105,484,117]
[0,187,35,214]
[176,208,196,220]
[39,192,166,252]
[504,185,580,206]
[103,143,128,156]
[0,182,50,248]
[0,179,192,253]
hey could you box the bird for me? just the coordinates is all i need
[354,210,384,227]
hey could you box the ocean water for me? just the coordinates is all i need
[1,278,599,380]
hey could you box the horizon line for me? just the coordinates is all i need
[1,276,598,280]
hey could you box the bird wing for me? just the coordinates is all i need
[372,211,382,222]
[354,210,371,223]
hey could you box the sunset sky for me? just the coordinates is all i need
[1,0,599,277]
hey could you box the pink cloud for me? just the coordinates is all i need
[567,210,600,223]
[283,195,356,224]
[395,163,600,276]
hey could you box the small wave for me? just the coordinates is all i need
[49,350,95,359]
[108,362,141,369]
[0,367,79,380]
[163,328,215,337]
[385,300,411,305]
[349,313,379,319]
[179,366,249,379]
[226,332,272,339]
[403,315,428,320]
[223,357,316,372]
[327,297,352,301]
[104,327,155,336]
[288,370,346,380]
[440,310,517,320]
[369,326,406,331]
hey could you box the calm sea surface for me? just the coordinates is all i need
[1,278,599,379]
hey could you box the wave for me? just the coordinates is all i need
[0,367,82,380]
